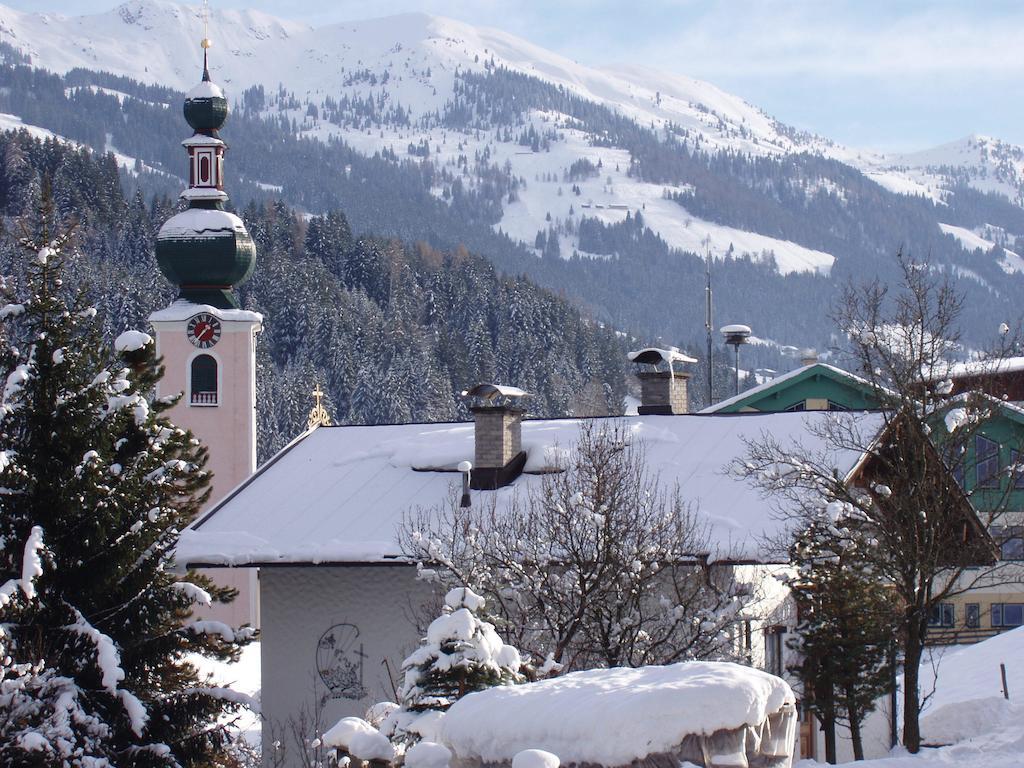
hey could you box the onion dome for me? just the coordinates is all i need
[156,35,255,310]
[184,50,228,135]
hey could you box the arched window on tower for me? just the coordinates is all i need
[191,354,218,405]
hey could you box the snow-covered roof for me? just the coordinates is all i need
[627,346,698,366]
[440,661,794,766]
[180,188,229,202]
[156,208,248,241]
[699,362,873,414]
[181,135,225,147]
[461,383,528,401]
[186,80,225,101]
[929,357,1024,380]
[148,299,263,324]
[175,411,881,567]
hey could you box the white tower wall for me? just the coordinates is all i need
[151,303,263,628]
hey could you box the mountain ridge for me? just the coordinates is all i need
[1,0,1023,360]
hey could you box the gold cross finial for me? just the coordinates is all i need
[307,383,332,430]
[201,0,212,49]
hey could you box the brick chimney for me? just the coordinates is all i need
[462,383,528,489]
[628,347,696,415]
[800,348,819,367]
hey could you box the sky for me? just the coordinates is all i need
[8,0,1024,151]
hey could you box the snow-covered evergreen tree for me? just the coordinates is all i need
[379,587,521,752]
[401,587,523,714]
[0,209,254,765]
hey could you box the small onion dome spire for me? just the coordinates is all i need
[184,37,228,135]
[155,30,255,310]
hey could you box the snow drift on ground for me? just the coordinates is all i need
[440,661,793,766]
[917,626,1024,745]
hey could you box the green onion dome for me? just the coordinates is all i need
[156,207,256,309]
[184,76,228,134]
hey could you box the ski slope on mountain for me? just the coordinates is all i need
[0,2,793,153]
[1,1,1020,276]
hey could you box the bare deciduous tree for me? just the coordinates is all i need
[737,254,1023,753]
[402,421,750,673]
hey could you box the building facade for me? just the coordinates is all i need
[152,38,261,628]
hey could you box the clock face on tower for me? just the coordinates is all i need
[186,313,222,348]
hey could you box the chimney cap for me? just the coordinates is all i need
[628,346,698,367]
[461,383,529,402]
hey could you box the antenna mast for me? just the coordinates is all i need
[704,237,713,406]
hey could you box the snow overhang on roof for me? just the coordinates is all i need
[461,383,529,401]
[157,209,248,241]
[186,80,225,100]
[148,299,263,324]
[926,357,1024,381]
[628,346,698,366]
[174,412,883,569]
[181,135,225,147]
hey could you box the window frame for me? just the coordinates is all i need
[976,435,1000,489]
[1010,449,1024,489]
[928,602,955,628]
[965,603,980,629]
[992,603,1024,628]
[189,352,220,407]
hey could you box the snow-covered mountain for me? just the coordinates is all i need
[1,0,1022,282]
[0,1,795,151]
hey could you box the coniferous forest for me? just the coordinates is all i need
[0,129,627,462]
[1,53,1022,369]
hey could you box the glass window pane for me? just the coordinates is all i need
[1004,604,1023,626]
[1002,533,1024,560]
[1012,450,1024,489]
[976,436,1000,488]
[966,603,980,629]
[993,604,1003,627]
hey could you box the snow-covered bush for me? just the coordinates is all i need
[379,586,522,752]
[401,587,522,713]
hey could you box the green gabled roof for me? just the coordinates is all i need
[701,362,881,414]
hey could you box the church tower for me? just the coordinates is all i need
[150,32,261,627]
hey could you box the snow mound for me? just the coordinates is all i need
[444,586,486,612]
[322,716,377,749]
[918,626,1024,745]
[405,741,452,768]
[348,730,395,761]
[440,661,794,766]
[513,749,560,768]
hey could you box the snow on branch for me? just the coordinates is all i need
[0,525,45,608]
[171,581,212,607]
[184,620,255,644]
[180,686,260,713]
[65,609,149,736]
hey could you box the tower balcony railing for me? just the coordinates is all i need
[191,390,218,406]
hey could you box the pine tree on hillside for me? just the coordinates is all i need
[0,207,254,766]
